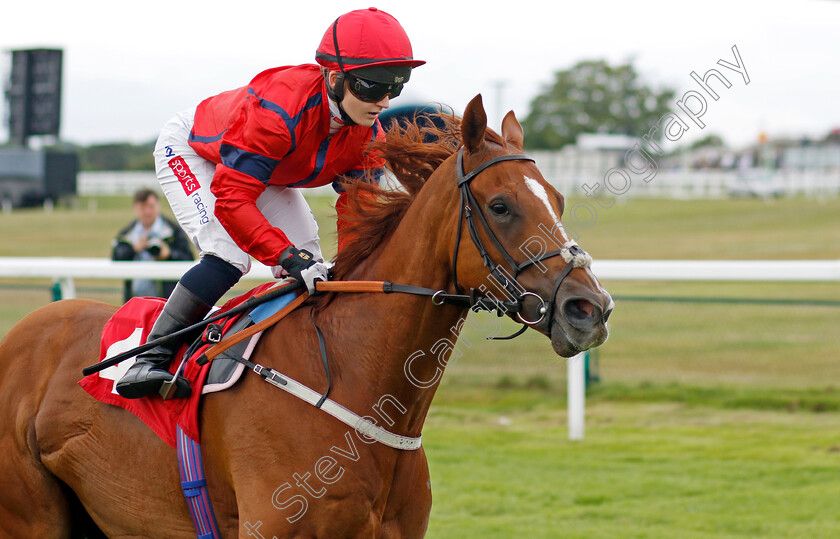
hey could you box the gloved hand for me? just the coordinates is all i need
[279,247,329,294]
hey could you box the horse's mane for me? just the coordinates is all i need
[330,111,507,280]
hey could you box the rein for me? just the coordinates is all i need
[81,279,517,377]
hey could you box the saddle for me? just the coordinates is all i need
[79,281,302,447]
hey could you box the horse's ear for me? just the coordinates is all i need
[462,94,487,153]
[501,110,524,152]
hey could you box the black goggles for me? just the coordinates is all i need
[346,74,403,102]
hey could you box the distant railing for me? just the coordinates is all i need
[1,257,837,301]
[543,170,840,199]
[78,168,840,200]
[526,152,840,199]
[77,172,338,197]
[0,258,273,299]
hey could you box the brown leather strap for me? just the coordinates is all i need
[315,280,386,293]
[203,292,308,362]
[203,281,385,363]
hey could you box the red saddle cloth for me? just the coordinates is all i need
[79,283,274,447]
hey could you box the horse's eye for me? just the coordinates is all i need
[490,203,509,217]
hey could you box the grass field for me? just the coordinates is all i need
[1,195,839,537]
[424,400,840,538]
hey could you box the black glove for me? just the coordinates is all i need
[280,247,328,294]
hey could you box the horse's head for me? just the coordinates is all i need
[449,95,613,357]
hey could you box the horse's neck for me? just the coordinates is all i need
[326,177,465,436]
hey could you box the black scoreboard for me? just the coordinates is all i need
[5,48,63,145]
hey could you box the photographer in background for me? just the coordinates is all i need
[112,189,195,302]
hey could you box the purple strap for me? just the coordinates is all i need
[177,426,222,539]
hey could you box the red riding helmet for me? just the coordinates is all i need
[316,7,425,84]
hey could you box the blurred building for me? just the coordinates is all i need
[1,48,78,207]
[530,129,840,199]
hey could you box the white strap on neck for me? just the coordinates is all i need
[256,366,422,450]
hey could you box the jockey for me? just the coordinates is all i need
[116,7,424,400]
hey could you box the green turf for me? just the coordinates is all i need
[423,402,840,538]
[566,196,840,260]
[1,194,839,536]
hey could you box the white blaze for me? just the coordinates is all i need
[525,176,560,226]
[525,176,571,246]
[524,176,605,296]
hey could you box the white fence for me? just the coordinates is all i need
[0,258,274,299]
[78,168,840,200]
[3,257,838,300]
[77,172,338,197]
[526,150,840,199]
[1,257,838,441]
[537,169,840,200]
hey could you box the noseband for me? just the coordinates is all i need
[451,146,590,336]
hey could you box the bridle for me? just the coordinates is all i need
[451,146,591,336]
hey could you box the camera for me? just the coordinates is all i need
[146,238,163,257]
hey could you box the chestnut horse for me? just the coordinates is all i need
[0,95,612,538]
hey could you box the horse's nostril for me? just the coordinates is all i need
[603,307,613,323]
[564,299,595,321]
[577,299,594,317]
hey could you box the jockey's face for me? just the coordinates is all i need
[328,71,390,127]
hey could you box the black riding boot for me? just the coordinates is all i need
[115,284,212,400]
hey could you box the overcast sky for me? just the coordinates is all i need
[1,0,837,150]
